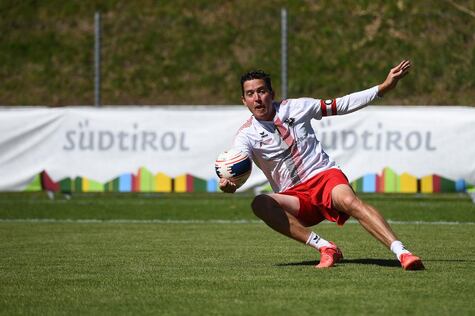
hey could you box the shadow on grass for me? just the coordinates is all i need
[342,258,400,267]
[277,258,400,267]
[276,260,317,267]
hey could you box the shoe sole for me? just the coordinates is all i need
[403,259,425,271]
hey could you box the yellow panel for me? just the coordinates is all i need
[82,178,90,192]
[400,173,417,193]
[155,172,172,193]
[174,175,187,193]
[420,175,433,193]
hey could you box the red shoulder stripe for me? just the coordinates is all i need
[331,99,337,115]
[320,100,328,116]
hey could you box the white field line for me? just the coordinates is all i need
[0,219,474,225]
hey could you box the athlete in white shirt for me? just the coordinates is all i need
[233,86,379,193]
[220,60,424,270]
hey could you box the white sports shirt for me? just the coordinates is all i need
[233,85,380,192]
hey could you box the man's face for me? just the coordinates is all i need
[241,79,275,121]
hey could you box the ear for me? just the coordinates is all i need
[241,95,247,105]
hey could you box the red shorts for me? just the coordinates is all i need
[280,168,350,227]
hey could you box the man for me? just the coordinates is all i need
[219,60,424,270]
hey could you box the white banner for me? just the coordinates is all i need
[312,106,475,184]
[0,106,474,191]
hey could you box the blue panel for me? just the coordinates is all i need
[455,179,466,192]
[207,178,218,192]
[119,174,132,192]
[362,174,376,193]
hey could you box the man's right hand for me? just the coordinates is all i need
[219,178,237,193]
[378,59,411,97]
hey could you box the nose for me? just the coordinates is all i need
[252,92,261,102]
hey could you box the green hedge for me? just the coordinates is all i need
[1,0,474,106]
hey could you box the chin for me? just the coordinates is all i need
[255,114,269,121]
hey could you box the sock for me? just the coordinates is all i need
[306,232,331,250]
[390,240,411,261]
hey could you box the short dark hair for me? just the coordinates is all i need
[240,70,273,96]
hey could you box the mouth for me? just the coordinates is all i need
[252,104,274,120]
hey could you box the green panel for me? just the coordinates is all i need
[139,167,154,192]
[59,178,72,193]
[112,177,120,192]
[88,179,104,192]
[384,168,397,193]
[193,176,207,193]
[104,177,120,192]
[440,177,455,192]
[24,174,42,191]
[74,178,83,192]
[104,181,113,192]
[351,177,363,192]
[103,179,112,192]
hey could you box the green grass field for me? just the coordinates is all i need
[1,192,474,315]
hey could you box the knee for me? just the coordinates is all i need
[251,194,272,218]
[335,194,369,218]
[338,194,359,212]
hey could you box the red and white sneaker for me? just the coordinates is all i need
[400,253,425,270]
[315,242,343,269]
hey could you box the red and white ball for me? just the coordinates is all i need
[215,149,252,188]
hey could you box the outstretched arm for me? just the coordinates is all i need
[377,59,411,97]
[319,60,412,117]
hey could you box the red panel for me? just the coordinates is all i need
[40,171,60,192]
[377,172,385,192]
[186,174,194,192]
[132,172,141,192]
[433,175,441,193]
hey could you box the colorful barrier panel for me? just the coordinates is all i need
[155,172,173,193]
[139,167,154,192]
[31,167,472,194]
[399,173,418,193]
[25,174,42,191]
[40,171,60,192]
[174,174,190,193]
[351,168,467,193]
[119,174,132,192]
[383,167,398,193]
[207,179,218,192]
[83,178,104,192]
[174,174,208,193]
[104,177,120,192]
[362,174,377,193]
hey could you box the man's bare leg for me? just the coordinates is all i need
[331,184,397,247]
[250,194,309,243]
[251,194,343,268]
[331,184,424,270]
